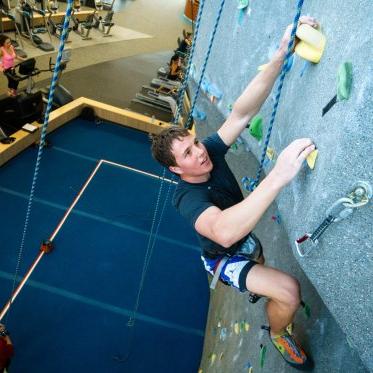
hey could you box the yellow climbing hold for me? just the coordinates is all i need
[306,149,318,170]
[295,24,326,63]
[234,322,240,335]
[248,367,253,373]
[245,322,251,332]
[296,24,325,50]
[219,352,224,360]
[198,369,203,373]
[266,147,276,160]
[210,353,217,365]
[286,323,293,335]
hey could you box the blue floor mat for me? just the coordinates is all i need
[0,119,208,372]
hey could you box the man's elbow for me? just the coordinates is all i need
[212,227,236,248]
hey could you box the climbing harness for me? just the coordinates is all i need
[184,0,226,129]
[248,0,305,191]
[210,234,263,303]
[295,181,372,257]
[2,0,74,325]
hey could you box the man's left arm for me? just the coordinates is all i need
[218,16,317,146]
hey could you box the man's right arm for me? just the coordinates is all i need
[195,138,315,247]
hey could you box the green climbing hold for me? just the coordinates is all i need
[301,300,311,319]
[227,103,233,112]
[231,143,238,151]
[259,344,267,368]
[248,115,263,141]
[237,0,249,10]
[303,302,311,319]
[337,62,353,101]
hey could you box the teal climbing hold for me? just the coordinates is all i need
[259,344,267,368]
[237,0,249,9]
[208,83,223,101]
[201,77,209,93]
[248,115,263,141]
[301,301,311,319]
[337,62,353,101]
[192,108,206,121]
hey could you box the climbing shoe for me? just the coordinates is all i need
[270,331,314,370]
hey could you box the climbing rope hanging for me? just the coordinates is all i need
[173,0,206,125]
[2,0,74,324]
[113,170,176,363]
[127,169,175,329]
[248,0,305,191]
[185,0,226,130]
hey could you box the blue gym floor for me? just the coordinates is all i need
[0,119,209,372]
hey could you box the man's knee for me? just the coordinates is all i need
[276,276,301,308]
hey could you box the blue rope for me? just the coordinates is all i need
[127,171,175,327]
[249,0,304,191]
[185,0,226,129]
[5,0,73,324]
[173,0,206,125]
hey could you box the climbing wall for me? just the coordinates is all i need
[188,0,372,371]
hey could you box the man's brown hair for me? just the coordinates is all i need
[150,127,190,168]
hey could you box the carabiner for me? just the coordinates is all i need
[295,233,314,257]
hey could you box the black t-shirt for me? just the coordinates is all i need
[173,133,249,259]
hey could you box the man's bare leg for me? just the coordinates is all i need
[245,264,301,334]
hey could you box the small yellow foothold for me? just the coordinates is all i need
[306,149,318,170]
[234,322,240,335]
[286,323,293,335]
[198,369,203,373]
[248,367,253,373]
[245,322,250,332]
[266,147,275,160]
[210,353,217,365]
[219,352,224,360]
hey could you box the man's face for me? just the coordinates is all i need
[169,134,213,178]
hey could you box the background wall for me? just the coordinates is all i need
[190,0,372,370]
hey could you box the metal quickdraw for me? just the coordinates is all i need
[295,181,372,257]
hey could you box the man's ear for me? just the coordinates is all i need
[169,165,182,175]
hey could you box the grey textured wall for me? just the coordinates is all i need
[190,0,372,370]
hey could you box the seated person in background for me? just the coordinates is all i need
[167,54,183,81]
[0,34,26,97]
[177,31,192,55]
[0,324,14,373]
